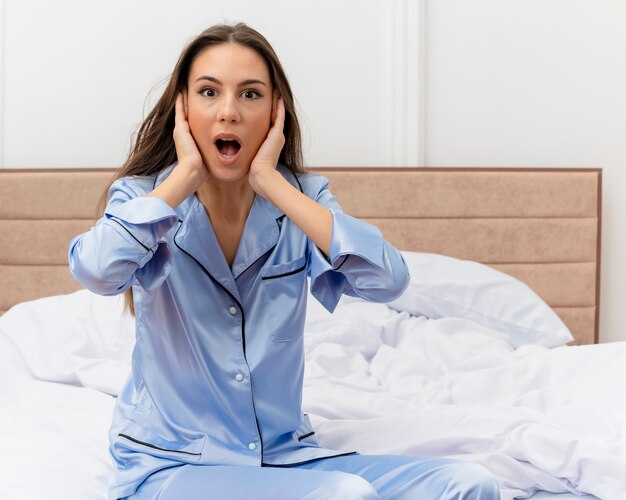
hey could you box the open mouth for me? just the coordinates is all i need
[215,138,241,158]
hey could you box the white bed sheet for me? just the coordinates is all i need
[0,290,623,499]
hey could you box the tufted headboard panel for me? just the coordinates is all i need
[0,167,601,344]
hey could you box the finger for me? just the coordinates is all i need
[271,92,279,125]
[174,93,182,128]
[174,93,189,133]
[273,97,285,131]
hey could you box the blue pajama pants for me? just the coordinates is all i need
[126,453,501,499]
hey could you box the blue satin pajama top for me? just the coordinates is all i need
[68,163,410,499]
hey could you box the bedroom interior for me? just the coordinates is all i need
[1,0,625,498]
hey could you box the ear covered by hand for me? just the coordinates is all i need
[248,95,286,197]
[172,91,206,178]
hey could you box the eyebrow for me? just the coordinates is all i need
[194,75,268,87]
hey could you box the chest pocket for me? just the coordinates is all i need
[261,255,308,342]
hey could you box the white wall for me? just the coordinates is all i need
[425,0,626,343]
[0,0,422,168]
[1,0,624,343]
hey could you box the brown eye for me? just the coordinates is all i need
[242,90,260,99]
[200,88,217,97]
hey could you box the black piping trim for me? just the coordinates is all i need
[118,433,201,456]
[261,264,306,281]
[173,225,244,348]
[236,247,275,280]
[333,255,350,271]
[172,223,265,463]
[110,219,153,254]
[297,431,315,442]
[262,451,358,468]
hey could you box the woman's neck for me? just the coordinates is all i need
[195,174,256,224]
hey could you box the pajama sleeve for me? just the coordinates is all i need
[68,178,179,295]
[307,176,410,313]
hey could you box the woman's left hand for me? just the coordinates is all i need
[248,96,286,198]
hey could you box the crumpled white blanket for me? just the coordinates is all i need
[303,297,626,500]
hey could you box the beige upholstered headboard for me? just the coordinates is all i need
[0,167,601,345]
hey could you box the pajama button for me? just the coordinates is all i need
[235,373,244,382]
[228,306,237,315]
[248,442,257,450]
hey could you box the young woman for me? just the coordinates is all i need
[69,23,500,500]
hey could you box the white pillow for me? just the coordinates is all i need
[0,289,134,395]
[386,252,574,348]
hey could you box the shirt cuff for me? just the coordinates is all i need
[105,196,177,224]
[328,209,384,270]
[104,196,179,250]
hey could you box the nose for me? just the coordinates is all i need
[217,93,240,123]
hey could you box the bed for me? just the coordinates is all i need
[1,167,621,500]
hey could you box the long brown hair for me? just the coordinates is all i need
[98,22,305,315]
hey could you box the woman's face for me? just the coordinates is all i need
[186,43,274,184]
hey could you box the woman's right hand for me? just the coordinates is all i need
[146,92,208,208]
[173,92,207,182]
